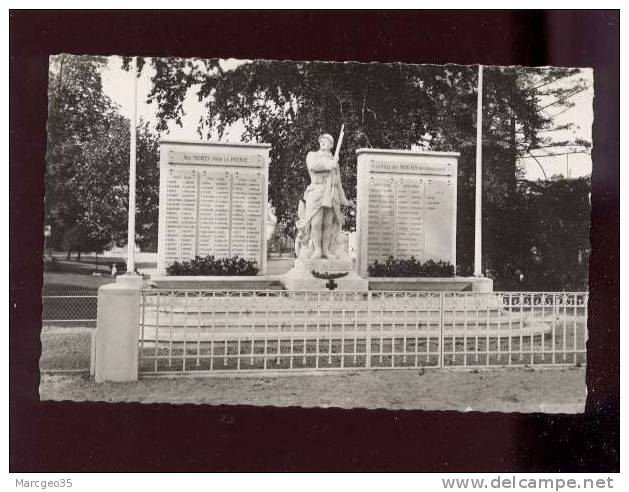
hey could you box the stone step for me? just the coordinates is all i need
[149,277,284,290]
[141,292,508,311]
[140,308,562,327]
[139,319,556,342]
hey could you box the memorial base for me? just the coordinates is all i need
[281,258,368,291]
[148,275,283,290]
[281,269,369,291]
[368,276,493,292]
[294,257,354,273]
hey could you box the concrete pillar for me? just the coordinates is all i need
[94,281,141,382]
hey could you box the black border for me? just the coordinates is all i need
[10,10,619,472]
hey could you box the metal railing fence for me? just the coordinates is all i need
[138,290,588,375]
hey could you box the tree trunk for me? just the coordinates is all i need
[66,250,71,260]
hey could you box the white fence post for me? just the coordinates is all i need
[366,291,372,368]
[94,280,141,382]
[439,292,445,369]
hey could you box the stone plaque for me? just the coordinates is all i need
[356,148,458,276]
[157,141,270,274]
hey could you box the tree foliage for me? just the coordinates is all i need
[47,55,160,255]
[47,54,110,252]
[140,62,582,192]
[129,57,590,284]
[489,177,590,291]
[70,117,160,252]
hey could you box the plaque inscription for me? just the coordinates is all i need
[357,150,458,275]
[159,146,268,273]
[366,175,454,263]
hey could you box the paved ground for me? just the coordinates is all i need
[40,366,586,413]
[40,327,93,370]
[264,257,294,275]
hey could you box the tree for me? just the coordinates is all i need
[47,55,160,257]
[65,116,160,255]
[132,57,590,280]
[47,54,111,253]
[471,67,591,279]
[135,123,160,251]
[489,177,591,291]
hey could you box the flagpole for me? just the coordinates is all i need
[126,56,138,275]
[474,64,483,277]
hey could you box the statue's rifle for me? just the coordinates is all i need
[332,124,351,206]
[333,124,345,162]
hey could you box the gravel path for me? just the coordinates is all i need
[39,367,586,413]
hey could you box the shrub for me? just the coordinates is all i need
[166,255,258,276]
[368,256,454,277]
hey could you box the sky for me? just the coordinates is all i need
[101,56,246,142]
[517,70,593,180]
[101,56,593,181]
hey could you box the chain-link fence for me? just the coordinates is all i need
[42,291,98,326]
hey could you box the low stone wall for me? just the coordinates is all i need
[368,276,493,292]
[149,275,283,290]
[147,274,493,292]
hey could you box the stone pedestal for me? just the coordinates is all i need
[281,258,369,291]
[470,276,493,293]
[115,272,145,288]
[293,257,352,272]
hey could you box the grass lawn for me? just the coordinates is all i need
[43,254,135,292]
[43,255,294,293]
[43,271,116,292]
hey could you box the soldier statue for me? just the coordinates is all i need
[295,130,354,260]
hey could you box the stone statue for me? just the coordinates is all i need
[281,129,368,291]
[295,132,354,260]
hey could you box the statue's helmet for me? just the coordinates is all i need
[318,134,334,147]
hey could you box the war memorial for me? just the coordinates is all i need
[91,122,587,384]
